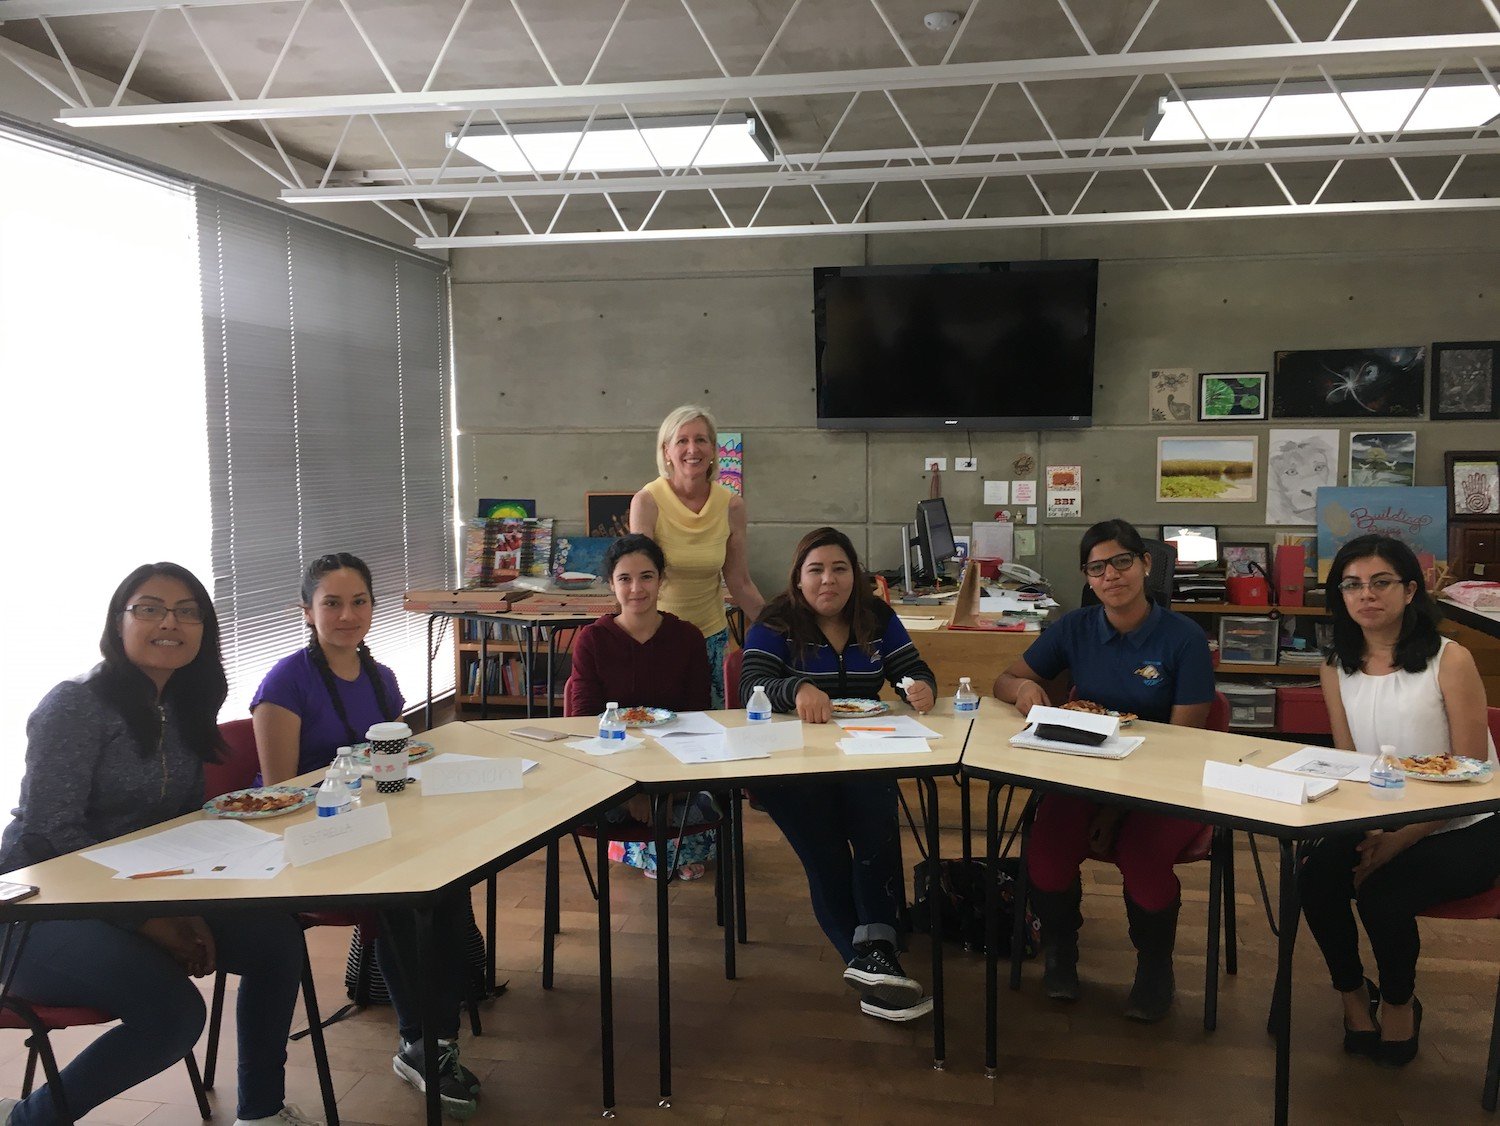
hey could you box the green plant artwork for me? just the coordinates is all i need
[1199,373,1267,420]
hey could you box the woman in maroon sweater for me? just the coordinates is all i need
[564,534,716,878]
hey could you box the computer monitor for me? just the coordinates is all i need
[912,497,958,586]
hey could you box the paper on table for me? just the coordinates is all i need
[653,712,727,737]
[84,820,279,875]
[566,735,644,757]
[409,753,539,779]
[837,737,932,755]
[111,838,289,880]
[1269,747,1374,784]
[896,616,944,632]
[1008,729,1144,759]
[1203,760,1336,805]
[835,715,943,739]
[659,735,770,765]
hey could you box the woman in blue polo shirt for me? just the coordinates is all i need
[993,518,1213,1022]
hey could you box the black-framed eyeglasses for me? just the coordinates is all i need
[1081,552,1141,578]
[124,603,204,624]
[1336,577,1406,594]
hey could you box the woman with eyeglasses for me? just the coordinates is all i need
[252,553,481,1119]
[1298,535,1499,1066]
[0,564,319,1126]
[992,518,1214,1022]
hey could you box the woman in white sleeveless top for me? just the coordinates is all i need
[1300,535,1500,1067]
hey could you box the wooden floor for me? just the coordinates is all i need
[9,783,1500,1125]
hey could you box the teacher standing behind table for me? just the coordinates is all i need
[631,404,764,708]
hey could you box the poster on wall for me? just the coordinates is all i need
[1155,436,1259,503]
[717,431,743,496]
[1272,347,1425,418]
[1315,486,1447,581]
[1348,431,1416,487]
[1045,465,1082,519]
[1265,429,1338,525]
[1148,368,1196,422]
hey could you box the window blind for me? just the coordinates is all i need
[199,189,455,720]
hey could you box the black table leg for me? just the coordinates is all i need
[415,906,442,1126]
[596,823,616,1118]
[654,794,673,1106]
[961,774,972,864]
[542,837,559,990]
[1273,839,1300,1126]
[733,788,748,944]
[523,627,536,719]
[425,614,436,731]
[1204,826,1224,1033]
[479,626,490,722]
[984,781,1002,1078]
[921,777,945,1070]
[545,628,558,718]
[721,794,736,980]
[1010,796,1035,992]
[485,874,498,995]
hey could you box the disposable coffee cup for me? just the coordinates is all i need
[366,722,413,794]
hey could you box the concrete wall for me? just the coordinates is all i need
[451,211,1500,609]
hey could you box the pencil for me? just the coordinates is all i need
[127,867,195,879]
[844,726,897,732]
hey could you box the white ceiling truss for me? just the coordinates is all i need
[4,0,1500,248]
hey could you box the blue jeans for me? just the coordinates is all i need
[755,778,904,963]
[6,912,304,1123]
[373,895,470,1044]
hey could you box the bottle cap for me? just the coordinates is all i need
[606,701,620,710]
[1380,744,1396,755]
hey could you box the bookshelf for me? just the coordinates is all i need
[452,618,580,713]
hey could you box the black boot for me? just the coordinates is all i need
[1124,895,1179,1022]
[1030,881,1082,1001]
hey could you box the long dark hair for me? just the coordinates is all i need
[301,552,398,742]
[604,533,667,579]
[92,562,227,762]
[1324,534,1442,674]
[756,527,882,657]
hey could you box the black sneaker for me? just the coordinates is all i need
[393,1039,480,1119]
[860,995,934,1022]
[842,940,923,1006]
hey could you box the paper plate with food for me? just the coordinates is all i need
[204,786,316,819]
[1396,753,1494,783]
[830,698,890,718]
[554,571,599,590]
[1062,700,1137,726]
[619,706,675,728]
[350,740,436,768]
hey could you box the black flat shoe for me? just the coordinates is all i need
[1378,997,1423,1067]
[1343,978,1382,1057]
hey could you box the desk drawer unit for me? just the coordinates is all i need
[1219,681,1277,729]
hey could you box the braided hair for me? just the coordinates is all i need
[301,552,398,744]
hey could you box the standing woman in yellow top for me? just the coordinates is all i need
[631,404,765,707]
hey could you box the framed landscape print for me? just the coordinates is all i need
[1431,341,1500,420]
[1198,372,1267,421]
[1446,451,1500,520]
[1348,431,1416,487]
[1272,347,1425,418]
[1156,436,1259,502]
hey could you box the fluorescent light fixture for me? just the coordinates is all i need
[1145,74,1500,142]
[447,112,773,174]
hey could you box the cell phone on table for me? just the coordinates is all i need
[0,881,39,903]
[509,726,571,742]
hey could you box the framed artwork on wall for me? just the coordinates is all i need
[1198,372,1267,421]
[584,491,634,538]
[1148,368,1196,422]
[1348,431,1416,487]
[1265,428,1338,525]
[1155,436,1259,503]
[1446,451,1500,519]
[1431,341,1500,420]
[1272,347,1425,418]
[1221,541,1270,578]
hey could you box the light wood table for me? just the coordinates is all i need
[476,704,973,1104]
[960,707,1500,1126]
[0,721,634,1121]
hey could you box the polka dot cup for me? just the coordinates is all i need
[366,722,413,794]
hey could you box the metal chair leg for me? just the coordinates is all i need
[299,944,342,1126]
[183,1051,212,1120]
[1204,827,1224,1033]
[203,968,227,1088]
[20,1041,37,1098]
[1484,970,1500,1111]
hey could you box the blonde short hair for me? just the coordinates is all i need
[655,404,718,479]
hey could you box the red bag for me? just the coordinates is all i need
[1226,560,1273,606]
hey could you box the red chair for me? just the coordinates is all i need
[1012,691,1237,1031]
[1414,705,1500,1110]
[0,996,211,1124]
[724,647,744,709]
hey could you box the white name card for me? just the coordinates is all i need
[422,756,524,795]
[727,719,804,756]
[1026,704,1119,740]
[1202,761,1333,806]
[283,803,392,867]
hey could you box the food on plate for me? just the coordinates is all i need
[830,699,886,716]
[1062,700,1138,724]
[620,706,662,725]
[214,790,304,814]
[1397,753,1460,776]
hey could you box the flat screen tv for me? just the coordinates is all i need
[814,259,1098,430]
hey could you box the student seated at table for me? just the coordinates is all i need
[564,533,717,881]
[992,518,1213,1022]
[0,563,318,1126]
[251,552,481,1119]
[739,526,937,1022]
[1299,534,1500,1066]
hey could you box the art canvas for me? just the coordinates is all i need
[1450,457,1500,517]
[1432,342,1500,420]
[1148,368,1196,422]
[1272,347,1425,418]
[1221,542,1270,578]
[1155,436,1258,502]
[1198,372,1266,421]
[1265,429,1338,525]
[1348,431,1416,487]
[584,492,634,538]
[554,536,615,578]
[1315,487,1447,581]
[717,431,744,496]
[476,498,536,519]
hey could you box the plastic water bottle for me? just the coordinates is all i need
[316,766,352,817]
[599,702,627,742]
[1369,743,1406,800]
[333,746,362,805]
[954,677,980,713]
[747,685,773,723]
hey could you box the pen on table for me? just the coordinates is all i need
[1238,749,1262,764]
[128,867,194,880]
[845,725,897,733]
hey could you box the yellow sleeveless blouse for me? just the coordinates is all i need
[644,476,732,639]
